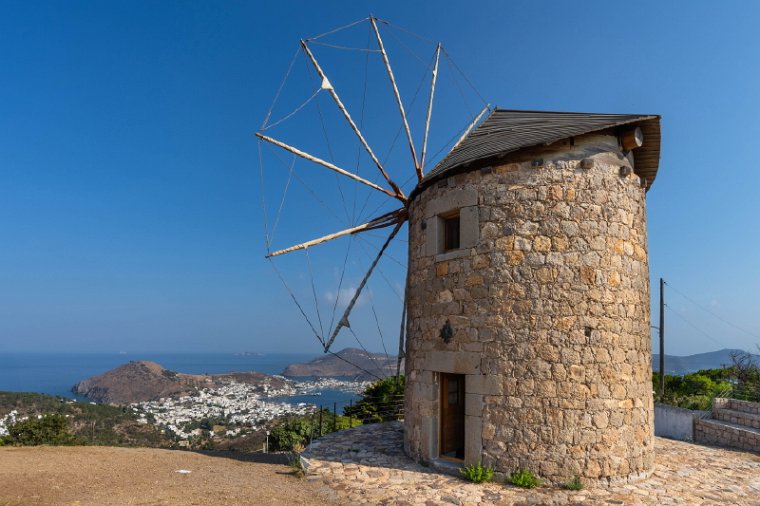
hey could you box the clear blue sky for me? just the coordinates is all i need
[1,1,759,356]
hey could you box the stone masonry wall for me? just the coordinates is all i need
[404,134,654,485]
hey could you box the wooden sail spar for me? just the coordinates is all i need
[420,43,441,173]
[259,16,490,360]
[265,207,406,258]
[299,40,406,200]
[370,16,421,180]
[323,220,403,352]
[256,132,401,200]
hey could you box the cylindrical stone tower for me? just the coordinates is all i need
[403,110,661,485]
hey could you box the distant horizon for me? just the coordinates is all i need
[0,346,387,356]
[1,346,758,359]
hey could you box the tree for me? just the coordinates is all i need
[3,414,79,446]
[269,410,359,451]
[343,375,404,424]
[727,349,760,401]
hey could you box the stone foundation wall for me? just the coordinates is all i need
[404,134,654,484]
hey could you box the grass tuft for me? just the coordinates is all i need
[459,462,494,483]
[509,468,541,488]
[565,474,584,490]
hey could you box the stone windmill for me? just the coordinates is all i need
[403,110,660,484]
[258,18,661,486]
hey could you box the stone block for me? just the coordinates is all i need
[466,374,504,396]
[424,188,478,218]
[412,382,436,402]
[460,206,479,249]
[465,393,484,417]
[420,351,481,374]
[464,415,483,465]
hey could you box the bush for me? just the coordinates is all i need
[653,368,733,410]
[287,443,306,478]
[343,376,404,424]
[4,414,79,446]
[565,475,584,490]
[270,418,311,451]
[459,463,493,483]
[509,469,540,488]
[269,410,360,451]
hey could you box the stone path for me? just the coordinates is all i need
[302,422,760,505]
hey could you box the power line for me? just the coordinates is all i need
[665,281,760,342]
[664,303,726,351]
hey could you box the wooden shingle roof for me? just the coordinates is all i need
[420,108,661,191]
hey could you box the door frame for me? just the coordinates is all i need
[438,372,465,461]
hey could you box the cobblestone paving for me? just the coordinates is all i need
[302,422,760,505]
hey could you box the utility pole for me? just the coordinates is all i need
[659,278,665,397]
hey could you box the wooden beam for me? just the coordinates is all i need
[323,220,404,352]
[256,132,398,199]
[370,17,421,179]
[266,208,406,258]
[420,43,441,174]
[300,40,406,200]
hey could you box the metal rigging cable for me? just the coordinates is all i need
[664,303,728,351]
[665,281,760,342]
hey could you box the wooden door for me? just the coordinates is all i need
[440,373,465,459]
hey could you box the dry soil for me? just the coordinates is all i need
[0,446,337,506]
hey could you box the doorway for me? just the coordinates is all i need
[439,373,465,460]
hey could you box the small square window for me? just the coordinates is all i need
[442,213,460,252]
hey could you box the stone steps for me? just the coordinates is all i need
[713,407,760,430]
[695,417,760,453]
[723,398,760,416]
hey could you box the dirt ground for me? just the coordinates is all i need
[0,446,338,506]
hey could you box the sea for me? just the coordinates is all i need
[0,352,362,411]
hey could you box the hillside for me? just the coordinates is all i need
[653,348,760,375]
[72,360,292,404]
[0,391,172,447]
[282,348,400,380]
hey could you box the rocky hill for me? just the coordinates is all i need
[282,348,400,380]
[652,348,760,375]
[72,361,292,404]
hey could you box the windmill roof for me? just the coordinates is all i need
[418,108,661,193]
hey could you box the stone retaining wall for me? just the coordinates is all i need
[654,403,697,441]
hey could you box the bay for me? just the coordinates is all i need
[0,352,362,411]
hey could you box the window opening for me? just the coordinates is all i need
[442,212,460,252]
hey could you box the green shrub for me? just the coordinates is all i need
[270,418,311,451]
[269,411,360,451]
[4,414,79,446]
[343,376,404,423]
[459,463,493,483]
[287,443,306,478]
[509,468,540,488]
[565,475,584,490]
